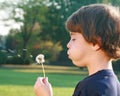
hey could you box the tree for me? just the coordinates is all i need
[2,0,120,66]
[0,0,49,63]
[10,0,48,62]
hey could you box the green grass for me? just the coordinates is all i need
[0,64,120,96]
[0,85,34,96]
[0,64,87,96]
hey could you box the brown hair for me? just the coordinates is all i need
[66,4,120,59]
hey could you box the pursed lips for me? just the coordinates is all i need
[67,50,70,57]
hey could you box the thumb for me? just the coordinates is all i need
[45,77,48,82]
[44,77,52,87]
[42,77,49,84]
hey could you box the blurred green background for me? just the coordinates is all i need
[0,0,120,66]
[0,0,120,96]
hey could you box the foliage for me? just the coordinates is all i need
[1,0,120,66]
[5,30,19,50]
[30,40,63,63]
[6,55,31,65]
[16,0,49,61]
[112,59,120,72]
[0,51,7,64]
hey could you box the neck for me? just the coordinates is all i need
[86,57,113,76]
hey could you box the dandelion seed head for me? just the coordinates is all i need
[36,54,45,64]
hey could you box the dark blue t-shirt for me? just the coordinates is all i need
[73,69,120,96]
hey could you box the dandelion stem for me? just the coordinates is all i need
[41,63,45,77]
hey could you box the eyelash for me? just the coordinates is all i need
[71,38,76,41]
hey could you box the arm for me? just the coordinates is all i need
[34,77,53,96]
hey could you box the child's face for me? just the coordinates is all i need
[67,32,93,67]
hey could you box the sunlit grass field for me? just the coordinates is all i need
[0,64,88,96]
[0,64,120,96]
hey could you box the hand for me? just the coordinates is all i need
[34,77,53,96]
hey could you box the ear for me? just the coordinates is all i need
[91,37,101,51]
[91,43,101,51]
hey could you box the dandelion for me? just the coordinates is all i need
[35,54,45,77]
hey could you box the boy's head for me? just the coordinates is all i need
[66,4,120,59]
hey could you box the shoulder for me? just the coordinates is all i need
[82,72,117,94]
[85,74,119,95]
[73,70,120,96]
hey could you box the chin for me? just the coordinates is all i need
[72,61,86,67]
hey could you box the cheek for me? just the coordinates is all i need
[68,45,81,58]
[68,48,87,67]
[68,43,89,60]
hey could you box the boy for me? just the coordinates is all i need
[34,4,120,96]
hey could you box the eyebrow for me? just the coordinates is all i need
[70,32,76,36]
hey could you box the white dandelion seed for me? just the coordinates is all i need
[36,54,46,77]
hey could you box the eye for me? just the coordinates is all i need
[71,38,76,41]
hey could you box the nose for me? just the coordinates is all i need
[67,41,70,48]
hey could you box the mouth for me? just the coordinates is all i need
[67,50,71,58]
[67,50,69,54]
[66,50,69,54]
[67,52,70,59]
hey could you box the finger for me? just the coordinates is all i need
[34,78,43,92]
[34,77,44,87]
[44,78,52,87]
[35,77,51,87]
